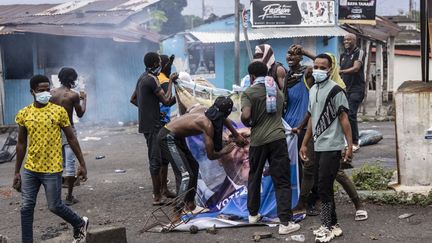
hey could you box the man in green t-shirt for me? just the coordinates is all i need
[241,61,300,235]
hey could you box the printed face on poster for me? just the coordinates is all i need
[338,0,376,25]
[250,0,335,27]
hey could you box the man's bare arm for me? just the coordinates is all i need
[276,66,286,90]
[74,91,86,118]
[223,118,248,146]
[293,112,311,134]
[14,126,27,176]
[340,61,362,74]
[299,116,312,161]
[130,89,138,107]
[339,111,353,161]
[203,125,235,160]
[63,126,87,180]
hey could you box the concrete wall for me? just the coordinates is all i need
[393,55,432,92]
[395,81,432,187]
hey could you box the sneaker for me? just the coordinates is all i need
[331,224,343,237]
[313,225,327,236]
[352,144,360,153]
[73,216,89,243]
[248,214,262,223]
[278,222,301,235]
[315,227,334,243]
[65,196,79,206]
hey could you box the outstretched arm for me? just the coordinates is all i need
[223,118,248,146]
[203,125,235,160]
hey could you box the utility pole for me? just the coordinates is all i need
[202,0,205,19]
[235,0,240,85]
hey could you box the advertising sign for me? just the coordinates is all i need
[250,0,336,27]
[338,0,376,25]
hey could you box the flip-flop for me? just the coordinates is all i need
[355,210,368,221]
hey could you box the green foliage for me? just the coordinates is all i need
[158,0,187,35]
[352,164,393,191]
[149,10,168,33]
[365,191,432,206]
[184,15,204,29]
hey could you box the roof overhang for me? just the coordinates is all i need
[187,26,349,44]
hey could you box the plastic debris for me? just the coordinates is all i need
[398,213,414,219]
[95,155,105,160]
[115,169,126,173]
[287,234,305,242]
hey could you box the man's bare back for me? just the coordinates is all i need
[166,111,212,138]
[51,86,86,125]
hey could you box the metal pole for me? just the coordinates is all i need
[241,4,253,62]
[235,0,240,85]
[420,0,429,82]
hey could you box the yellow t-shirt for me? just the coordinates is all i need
[15,102,70,173]
[157,73,169,85]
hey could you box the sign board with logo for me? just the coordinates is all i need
[250,0,336,28]
[338,0,376,25]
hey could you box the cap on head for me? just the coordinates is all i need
[213,96,234,117]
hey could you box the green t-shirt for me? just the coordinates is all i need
[308,79,349,151]
[241,83,285,146]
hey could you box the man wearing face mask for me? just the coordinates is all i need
[241,61,300,235]
[130,52,178,205]
[51,67,86,206]
[14,75,89,243]
[300,54,353,243]
[157,96,247,217]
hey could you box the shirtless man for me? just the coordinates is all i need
[157,96,247,216]
[50,67,87,205]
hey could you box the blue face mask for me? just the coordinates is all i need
[34,91,52,104]
[312,69,329,83]
[148,66,162,76]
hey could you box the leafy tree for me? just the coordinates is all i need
[184,15,204,29]
[158,0,187,35]
[149,10,168,33]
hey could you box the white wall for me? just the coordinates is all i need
[393,55,432,92]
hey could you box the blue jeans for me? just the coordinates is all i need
[21,169,84,243]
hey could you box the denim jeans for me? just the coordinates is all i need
[21,169,84,243]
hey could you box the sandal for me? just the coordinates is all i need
[355,210,368,221]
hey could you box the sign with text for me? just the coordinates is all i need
[338,0,376,25]
[250,0,335,28]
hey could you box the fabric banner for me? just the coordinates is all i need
[171,82,301,230]
[338,0,376,25]
[250,0,336,28]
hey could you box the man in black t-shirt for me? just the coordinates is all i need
[130,52,177,205]
[339,33,365,152]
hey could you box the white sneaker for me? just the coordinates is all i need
[248,214,262,223]
[73,216,89,243]
[315,227,335,243]
[313,225,327,236]
[331,224,343,237]
[278,222,301,235]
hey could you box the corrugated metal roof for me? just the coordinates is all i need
[189,26,349,44]
[0,0,159,25]
[0,24,159,43]
[0,0,160,42]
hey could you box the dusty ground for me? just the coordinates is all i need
[1,121,431,243]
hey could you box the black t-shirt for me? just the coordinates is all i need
[340,47,365,93]
[135,72,162,133]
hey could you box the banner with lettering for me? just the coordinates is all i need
[169,83,301,231]
[338,0,376,25]
[250,0,336,28]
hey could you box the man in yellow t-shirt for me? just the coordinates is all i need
[13,75,89,243]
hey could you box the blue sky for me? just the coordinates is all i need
[0,0,419,17]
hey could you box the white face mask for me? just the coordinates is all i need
[312,69,329,83]
[35,91,52,104]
